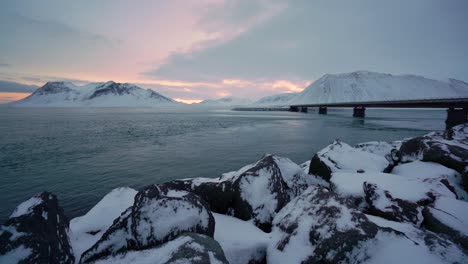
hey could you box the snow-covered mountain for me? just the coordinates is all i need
[253,92,299,106]
[291,71,468,105]
[197,97,253,107]
[249,71,468,107]
[10,81,177,107]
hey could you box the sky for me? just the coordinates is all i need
[0,0,467,103]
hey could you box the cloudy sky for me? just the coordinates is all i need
[0,0,467,103]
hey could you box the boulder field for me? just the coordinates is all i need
[1,124,467,264]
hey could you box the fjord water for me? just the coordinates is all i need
[0,107,445,221]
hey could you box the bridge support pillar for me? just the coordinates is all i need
[318,107,327,115]
[446,108,467,129]
[300,107,308,113]
[289,106,299,112]
[353,107,366,118]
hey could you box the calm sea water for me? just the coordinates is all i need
[0,107,446,221]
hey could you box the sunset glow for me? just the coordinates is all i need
[173,98,204,104]
[0,92,31,103]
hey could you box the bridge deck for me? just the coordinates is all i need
[290,97,468,108]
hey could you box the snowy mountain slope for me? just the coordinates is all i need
[253,92,299,106]
[197,97,253,107]
[291,71,468,105]
[10,81,177,107]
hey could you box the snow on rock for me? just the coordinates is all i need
[93,233,228,264]
[272,156,313,197]
[69,187,137,261]
[80,185,215,263]
[268,186,405,263]
[0,192,74,263]
[164,154,311,232]
[10,81,177,107]
[366,215,467,263]
[9,196,44,218]
[392,161,468,200]
[363,182,423,225]
[398,123,468,173]
[291,71,468,105]
[422,196,468,251]
[355,141,401,164]
[309,140,390,181]
[214,213,270,264]
[331,172,456,206]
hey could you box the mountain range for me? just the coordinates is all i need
[6,71,468,107]
[9,81,176,107]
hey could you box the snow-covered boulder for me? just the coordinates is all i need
[69,187,137,260]
[80,185,215,263]
[366,214,467,263]
[213,213,270,264]
[165,154,310,232]
[398,124,468,173]
[363,182,423,225]
[392,161,467,200]
[355,141,401,163]
[309,140,390,181]
[92,233,228,264]
[268,186,405,263]
[330,172,456,207]
[0,192,74,264]
[422,196,468,251]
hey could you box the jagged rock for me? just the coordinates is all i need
[164,154,308,232]
[268,186,406,263]
[308,140,390,181]
[398,124,468,173]
[422,196,468,251]
[364,182,423,225]
[90,233,228,264]
[80,185,215,263]
[0,192,74,264]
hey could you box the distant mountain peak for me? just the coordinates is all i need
[12,81,177,107]
[198,96,253,107]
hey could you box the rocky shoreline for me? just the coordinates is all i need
[1,124,467,264]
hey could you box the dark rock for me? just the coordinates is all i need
[398,124,468,173]
[162,179,234,215]
[0,192,74,264]
[268,186,403,263]
[164,233,229,264]
[80,185,215,263]
[229,155,289,232]
[308,154,333,181]
[363,182,423,225]
[164,154,304,232]
[463,166,468,192]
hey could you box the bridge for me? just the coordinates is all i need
[289,97,468,128]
